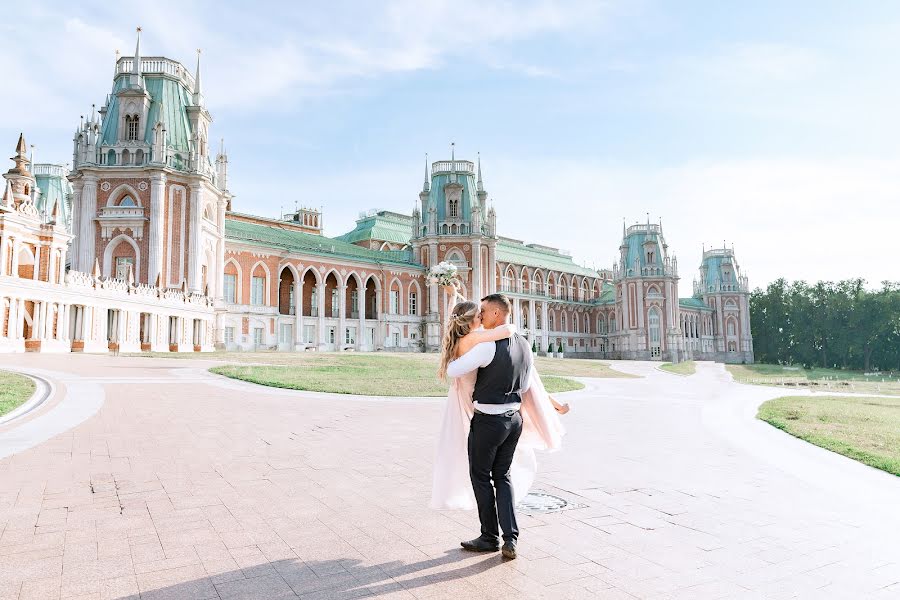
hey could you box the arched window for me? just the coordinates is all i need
[119,196,136,207]
[549,313,555,331]
[126,115,140,141]
[648,307,661,357]
[562,313,568,332]
[449,198,459,218]
[408,289,418,316]
[584,315,590,333]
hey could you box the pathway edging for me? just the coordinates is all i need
[0,368,53,426]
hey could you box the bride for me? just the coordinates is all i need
[430,287,568,510]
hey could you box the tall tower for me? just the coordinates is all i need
[611,218,681,361]
[410,148,498,349]
[69,30,230,298]
[695,246,753,363]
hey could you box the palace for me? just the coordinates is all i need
[0,35,753,363]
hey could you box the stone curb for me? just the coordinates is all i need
[0,369,54,427]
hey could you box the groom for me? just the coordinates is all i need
[446,293,533,560]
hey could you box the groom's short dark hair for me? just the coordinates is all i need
[481,294,511,314]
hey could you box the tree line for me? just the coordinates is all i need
[750,279,900,371]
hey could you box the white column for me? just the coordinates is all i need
[32,246,41,281]
[69,183,82,267]
[15,298,25,339]
[337,283,347,350]
[541,301,549,352]
[148,173,166,286]
[317,281,326,349]
[0,237,7,276]
[10,239,20,276]
[187,185,203,292]
[0,296,7,339]
[8,297,19,338]
[512,297,521,327]
[294,279,303,345]
[357,285,365,350]
[215,200,226,298]
[428,243,439,316]
[529,301,537,346]
[31,301,42,340]
[58,248,67,283]
[472,239,482,301]
[487,244,497,294]
[78,175,98,272]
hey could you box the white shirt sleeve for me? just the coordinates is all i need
[446,342,495,378]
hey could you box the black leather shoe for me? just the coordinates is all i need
[501,540,517,560]
[460,536,500,552]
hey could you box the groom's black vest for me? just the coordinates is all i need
[472,335,532,405]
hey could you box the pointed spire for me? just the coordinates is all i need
[450,142,456,183]
[622,217,626,240]
[114,49,120,77]
[423,153,430,192]
[8,133,30,176]
[476,152,484,192]
[131,27,143,88]
[92,258,101,279]
[193,48,204,106]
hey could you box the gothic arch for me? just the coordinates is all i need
[300,265,322,286]
[408,280,422,316]
[102,234,140,279]
[106,183,142,207]
[224,257,243,302]
[388,277,403,313]
[250,261,272,305]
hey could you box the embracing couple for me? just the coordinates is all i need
[430,287,568,560]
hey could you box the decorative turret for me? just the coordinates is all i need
[215,138,228,190]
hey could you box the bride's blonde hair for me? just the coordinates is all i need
[438,301,479,381]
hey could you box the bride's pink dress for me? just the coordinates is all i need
[430,363,566,510]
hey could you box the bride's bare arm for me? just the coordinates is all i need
[549,394,570,414]
[456,324,516,356]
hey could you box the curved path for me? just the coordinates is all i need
[0,355,897,600]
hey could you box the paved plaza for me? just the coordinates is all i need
[0,356,898,600]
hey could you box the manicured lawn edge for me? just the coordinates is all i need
[757,396,900,477]
[0,370,37,418]
[660,361,696,376]
[210,365,584,397]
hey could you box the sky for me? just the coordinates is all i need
[2,0,898,296]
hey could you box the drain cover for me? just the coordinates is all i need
[517,491,586,514]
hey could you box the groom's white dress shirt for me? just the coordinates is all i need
[446,341,532,414]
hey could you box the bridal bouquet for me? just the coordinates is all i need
[427,261,459,287]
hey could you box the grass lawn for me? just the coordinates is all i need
[660,361,696,376]
[0,370,35,417]
[758,395,900,476]
[198,352,628,396]
[728,364,900,396]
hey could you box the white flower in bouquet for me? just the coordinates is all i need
[427,261,459,287]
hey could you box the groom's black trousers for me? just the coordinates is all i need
[468,410,523,543]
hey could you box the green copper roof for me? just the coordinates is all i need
[595,281,616,305]
[336,211,413,246]
[225,216,417,267]
[679,297,714,311]
[34,165,72,230]
[427,171,477,222]
[699,250,742,293]
[99,74,193,155]
[621,224,665,274]
[497,238,598,277]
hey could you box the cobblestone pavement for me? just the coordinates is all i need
[0,355,897,600]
